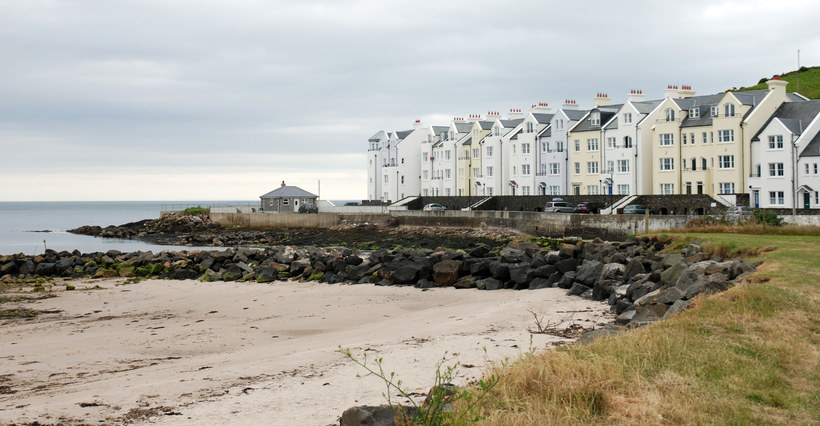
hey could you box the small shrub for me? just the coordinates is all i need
[753,209,783,226]
[182,206,209,215]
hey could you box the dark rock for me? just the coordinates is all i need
[34,262,58,276]
[663,299,691,318]
[340,405,414,426]
[623,258,645,283]
[392,264,422,284]
[574,261,603,285]
[615,309,636,325]
[558,243,578,259]
[433,260,462,286]
[575,324,623,344]
[170,268,200,280]
[556,271,575,289]
[453,275,477,289]
[531,264,556,278]
[467,259,492,277]
[499,248,528,264]
[508,263,533,285]
[488,261,510,281]
[554,258,578,274]
[468,244,490,258]
[567,282,590,296]
[528,277,552,290]
[632,303,669,325]
[476,277,503,290]
[255,268,278,283]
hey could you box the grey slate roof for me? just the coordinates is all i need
[532,113,554,124]
[368,130,387,141]
[395,129,413,139]
[461,136,472,146]
[633,100,662,114]
[564,110,589,120]
[750,99,820,142]
[604,117,618,130]
[802,132,820,157]
[454,122,473,132]
[500,118,525,128]
[432,126,449,137]
[570,105,621,133]
[260,186,317,199]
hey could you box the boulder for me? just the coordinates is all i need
[574,260,604,285]
[567,282,590,296]
[623,258,646,283]
[660,262,687,285]
[432,260,462,287]
[499,247,529,263]
[528,277,552,290]
[663,299,691,319]
[453,275,477,289]
[340,405,415,426]
[556,271,575,289]
[488,261,510,281]
[255,268,278,283]
[392,264,422,284]
[476,277,503,291]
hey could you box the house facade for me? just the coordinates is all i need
[260,182,318,213]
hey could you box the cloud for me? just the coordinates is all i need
[0,0,819,200]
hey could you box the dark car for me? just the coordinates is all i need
[622,204,652,214]
[298,202,318,213]
[573,202,604,214]
[544,199,575,213]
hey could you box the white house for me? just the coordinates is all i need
[367,130,388,200]
[535,101,586,196]
[749,100,820,209]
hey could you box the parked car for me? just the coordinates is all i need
[544,199,575,213]
[622,204,653,214]
[726,206,754,216]
[423,203,446,211]
[573,202,604,214]
[298,202,318,213]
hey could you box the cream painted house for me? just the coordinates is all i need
[458,116,493,197]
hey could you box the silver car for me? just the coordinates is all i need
[544,200,575,213]
[423,203,446,211]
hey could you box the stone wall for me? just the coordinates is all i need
[626,195,725,216]
[210,212,392,229]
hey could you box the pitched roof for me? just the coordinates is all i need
[751,99,820,142]
[454,122,472,132]
[260,185,317,199]
[368,130,387,141]
[633,100,662,114]
[395,129,413,139]
[801,132,820,157]
[500,118,525,128]
[571,106,621,133]
[532,113,554,124]
[432,126,450,137]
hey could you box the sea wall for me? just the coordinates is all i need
[211,211,690,240]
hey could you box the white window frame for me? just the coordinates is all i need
[718,155,735,169]
[660,158,674,171]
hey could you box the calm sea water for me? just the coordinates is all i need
[0,201,254,256]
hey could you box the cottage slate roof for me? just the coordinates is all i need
[368,130,387,141]
[564,109,589,120]
[454,122,473,132]
[802,132,820,157]
[479,121,494,130]
[432,126,449,137]
[461,136,473,146]
[570,106,621,133]
[604,117,618,130]
[260,186,317,199]
[532,113,554,124]
[500,118,525,128]
[750,99,820,142]
[395,129,414,139]
[633,100,662,114]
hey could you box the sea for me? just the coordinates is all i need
[0,201,257,256]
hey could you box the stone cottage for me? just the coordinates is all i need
[260,181,318,213]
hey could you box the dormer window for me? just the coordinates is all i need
[590,112,600,126]
[724,103,735,117]
[710,106,719,117]
[689,108,700,119]
[665,109,675,121]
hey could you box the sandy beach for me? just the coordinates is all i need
[1,278,613,425]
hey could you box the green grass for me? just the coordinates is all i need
[734,65,820,99]
[455,233,820,425]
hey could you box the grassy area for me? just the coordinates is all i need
[734,66,820,99]
[456,233,819,424]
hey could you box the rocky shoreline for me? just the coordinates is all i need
[66,212,513,251]
[1,232,755,329]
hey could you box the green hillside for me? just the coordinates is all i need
[733,66,820,99]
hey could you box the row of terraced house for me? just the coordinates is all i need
[366,77,820,210]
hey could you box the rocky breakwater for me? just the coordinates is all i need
[1,235,756,329]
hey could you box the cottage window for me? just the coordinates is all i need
[718,155,734,169]
[660,183,674,194]
[550,163,560,175]
[591,112,600,126]
[769,191,784,205]
[527,122,534,133]
[587,161,599,174]
[719,183,735,194]
[710,106,719,117]
[623,136,633,148]
[660,158,674,170]
[718,130,734,143]
[623,113,632,124]
[587,138,599,151]
[768,163,784,177]
[665,109,675,121]
[724,103,735,117]
[768,135,784,149]
[689,108,700,118]
[659,134,674,146]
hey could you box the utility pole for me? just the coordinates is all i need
[797,49,801,93]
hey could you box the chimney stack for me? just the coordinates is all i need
[678,84,696,98]
[530,102,552,113]
[766,76,788,95]
[627,89,645,102]
[413,119,422,129]
[487,111,501,120]
[593,92,611,107]
[507,108,525,119]
[281,181,286,188]
[664,84,681,99]
[562,99,579,110]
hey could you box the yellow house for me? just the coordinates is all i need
[457,116,492,196]
[650,79,794,198]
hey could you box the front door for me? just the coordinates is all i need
[804,193,811,209]
[753,190,759,208]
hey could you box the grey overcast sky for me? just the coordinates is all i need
[1,0,818,201]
